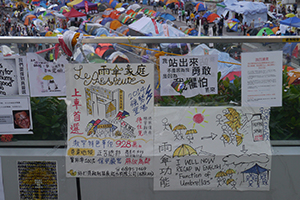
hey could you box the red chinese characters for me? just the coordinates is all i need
[70,88,83,134]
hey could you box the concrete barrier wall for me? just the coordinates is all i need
[0,147,299,200]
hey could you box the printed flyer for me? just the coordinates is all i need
[241,51,282,107]
[160,55,218,98]
[0,56,29,96]
[66,63,154,177]
[18,161,58,200]
[27,53,68,97]
[154,107,272,190]
[0,96,32,134]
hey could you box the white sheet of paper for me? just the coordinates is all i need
[241,51,282,107]
[27,53,67,97]
[154,107,272,191]
[65,63,154,178]
[0,96,32,134]
[0,56,29,96]
[160,55,218,98]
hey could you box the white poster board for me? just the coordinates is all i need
[154,107,272,190]
[27,53,68,97]
[0,96,32,134]
[0,56,29,96]
[160,55,218,98]
[241,51,282,107]
[66,63,154,177]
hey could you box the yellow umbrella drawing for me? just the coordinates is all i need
[185,129,197,135]
[226,178,235,185]
[226,169,236,177]
[222,134,230,143]
[215,171,227,178]
[173,124,187,131]
[235,134,244,146]
[172,144,197,157]
[224,108,240,121]
[226,168,236,175]
[43,75,54,80]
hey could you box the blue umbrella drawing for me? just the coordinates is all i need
[241,163,270,187]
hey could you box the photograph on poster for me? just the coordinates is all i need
[66,63,154,178]
[154,107,272,191]
[13,110,30,129]
[0,97,32,134]
[160,55,218,98]
[27,53,67,97]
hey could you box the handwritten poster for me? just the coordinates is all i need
[154,107,272,190]
[241,51,282,107]
[18,161,58,200]
[0,96,32,134]
[66,63,154,177]
[27,53,68,97]
[160,55,218,98]
[0,56,29,96]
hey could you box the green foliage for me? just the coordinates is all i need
[269,67,300,140]
[14,97,67,140]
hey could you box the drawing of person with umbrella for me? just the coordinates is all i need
[185,129,197,143]
[215,171,227,187]
[172,124,187,140]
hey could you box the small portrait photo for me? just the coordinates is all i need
[13,110,31,129]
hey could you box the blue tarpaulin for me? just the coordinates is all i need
[280,17,300,27]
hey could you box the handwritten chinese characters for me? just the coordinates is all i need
[66,63,154,178]
[160,55,218,98]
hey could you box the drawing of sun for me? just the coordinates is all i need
[186,108,209,128]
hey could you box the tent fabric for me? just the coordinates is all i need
[221,0,267,15]
[110,20,122,30]
[127,4,141,11]
[67,0,83,7]
[207,13,219,23]
[283,42,298,55]
[257,27,274,36]
[195,2,206,11]
[217,0,267,28]
[95,43,114,58]
[101,17,113,25]
[73,1,98,10]
[24,14,36,26]
[280,17,300,27]
[109,10,120,19]
[107,51,129,63]
[64,8,86,18]
[102,9,114,18]
[116,25,129,35]
[159,13,176,21]
[129,16,185,37]
[189,44,241,80]
[95,27,110,36]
